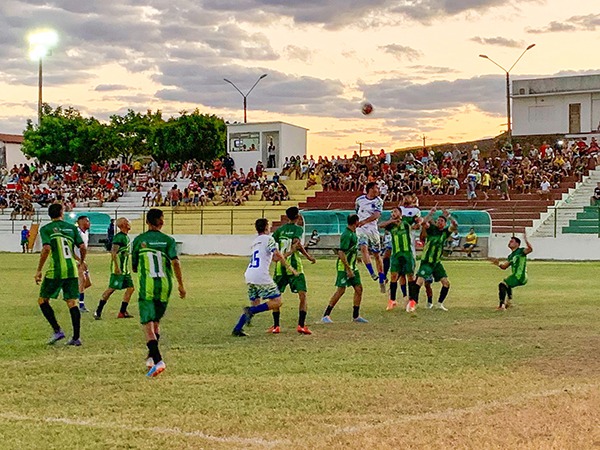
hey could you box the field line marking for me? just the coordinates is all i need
[333,383,598,436]
[0,412,289,448]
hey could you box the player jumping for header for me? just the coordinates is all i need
[491,234,533,310]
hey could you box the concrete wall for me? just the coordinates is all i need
[489,233,600,261]
[2,142,32,169]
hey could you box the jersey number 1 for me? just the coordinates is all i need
[249,250,260,268]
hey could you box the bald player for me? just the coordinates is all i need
[93,217,135,319]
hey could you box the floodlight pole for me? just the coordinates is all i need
[38,58,43,126]
[224,74,268,123]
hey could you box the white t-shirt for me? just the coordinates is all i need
[540,181,551,192]
[245,234,277,285]
[355,194,383,233]
[74,227,89,259]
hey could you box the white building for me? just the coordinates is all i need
[512,74,600,137]
[0,133,29,169]
[226,121,308,173]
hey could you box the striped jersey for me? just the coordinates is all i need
[272,223,304,276]
[245,234,278,285]
[386,219,412,254]
[508,247,528,281]
[39,220,84,279]
[336,227,358,271]
[111,232,131,275]
[421,226,451,264]
[355,194,383,233]
[132,230,178,302]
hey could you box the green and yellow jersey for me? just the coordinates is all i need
[39,220,84,279]
[132,230,178,302]
[111,232,131,275]
[387,219,413,255]
[336,227,358,272]
[421,226,452,264]
[272,223,304,276]
[508,247,528,282]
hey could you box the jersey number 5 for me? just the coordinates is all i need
[249,250,260,268]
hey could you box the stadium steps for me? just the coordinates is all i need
[531,166,600,237]
[562,207,600,235]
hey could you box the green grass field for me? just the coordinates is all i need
[0,253,599,449]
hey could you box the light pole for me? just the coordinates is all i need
[28,29,58,126]
[479,44,535,144]
[223,74,268,123]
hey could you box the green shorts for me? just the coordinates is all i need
[390,252,415,276]
[108,273,134,290]
[416,261,447,282]
[503,275,527,288]
[274,273,307,293]
[335,269,362,288]
[21,239,28,246]
[39,277,79,300]
[247,283,281,302]
[139,298,168,324]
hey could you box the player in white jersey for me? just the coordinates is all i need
[355,182,386,293]
[75,216,92,312]
[232,218,297,337]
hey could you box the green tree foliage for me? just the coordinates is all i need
[22,105,226,165]
[151,110,226,163]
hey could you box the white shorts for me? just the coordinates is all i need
[357,228,381,253]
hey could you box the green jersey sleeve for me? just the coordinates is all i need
[131,236,140,271]
[40,225,51,246]
[339,231,351,252]
[166,236,178,260]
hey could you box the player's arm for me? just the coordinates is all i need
[110,244,121,274]
[379,217,399,229]
[336,249,354,278]
[172,258,186,299]
[35,244,51,284]
[131,240,139,273]
[293,237,316,264]
[523,234,533,255]
[357,211,381,228]
[490,258,510,270]
[78,243,87,265]
[273,250,298,276]
[422,207,436,228]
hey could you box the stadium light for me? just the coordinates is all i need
[223,74,268,123]
[28,29,58,126]
[479,44,536,144]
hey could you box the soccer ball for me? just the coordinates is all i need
[361,102,374,115]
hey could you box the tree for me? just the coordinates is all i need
[151,110,226,163]
[109,109,164,163]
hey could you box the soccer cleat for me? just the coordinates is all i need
[266,326,281,334]
[426,302,434,309]
[370,272,378,281]
[297,325,312,335]
[496,305,506,311]
[353,316,369,323]
[505,299,513,308]
[145,357,154,369]
[79,304,90,313]
[321,316,334,324]
[117,311,134,319]
[437,303,448,311]
[93,312,102,320]
[232,329,249,337]
[66,338,82,346]
[406,300,417,313]
[47,330,65,345]
[386,300,397,311]
[379,282,387,294]
[146,360,166,377]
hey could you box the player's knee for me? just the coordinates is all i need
[37,298,48,306]
[498,282,507,293]
[441,279,450,288]
[355,285,363,295]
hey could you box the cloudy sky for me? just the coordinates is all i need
[0,0,599,156]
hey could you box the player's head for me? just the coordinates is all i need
[48,203,63,220]
[365,182,379,197]
[436,215,447,229]
[116,217,131,233]
[255,218,270,234]
[23,225,27,230]
[347,214,359,230]
[146,208,164,229]
[391,207,401,220]
[285,206,299,222]
[77,215,90,231]
[509,236,521,249]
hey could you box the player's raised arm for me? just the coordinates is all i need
[523,233,533,255]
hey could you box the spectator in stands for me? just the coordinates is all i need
[463,228,478,257]
[538,176,551,201]
[591,182,600,206]
[223,153,235,177]
[267,139,276,168]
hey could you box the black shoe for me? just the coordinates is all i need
[66,338,82,346]
[232,329,248,337]
[93,312,102,320]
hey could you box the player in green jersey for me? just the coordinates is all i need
[93,217,135,320]
[272,207,316,335]
[408,207,457,312]
[321,214,368,324]
[492,234,533,310]
[379,207,421,311]
[132,209,186,377]
[35,203,86,346]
